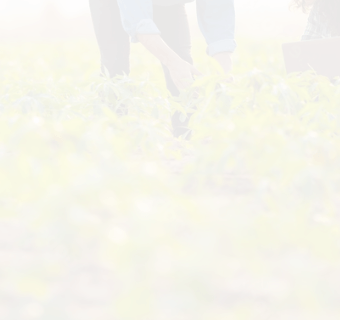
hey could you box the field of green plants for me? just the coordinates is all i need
[1,39,340,320]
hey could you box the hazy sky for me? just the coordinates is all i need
[0,0,293,18]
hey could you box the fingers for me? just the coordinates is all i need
[181,64,203,89]
[223,76,235,83]
[175,81,187,92]
[177,78,193,91]
[192,90,200,99]
[169,61,203,91]
[190,65,203,78]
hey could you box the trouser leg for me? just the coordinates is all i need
[154,4,194,137]
[89,0,130,77]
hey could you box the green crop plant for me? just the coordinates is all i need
[0,39,340,320]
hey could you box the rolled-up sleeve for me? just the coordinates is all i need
[116,0,161,42]
[196,0,236,56]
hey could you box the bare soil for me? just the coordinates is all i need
[0,139,340,320]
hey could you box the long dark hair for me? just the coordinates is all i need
[293,0,340,35]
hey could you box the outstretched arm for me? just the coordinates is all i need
[116,0,201,91]
[137,34,201,91]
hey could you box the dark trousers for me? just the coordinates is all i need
[89,0,193,97]
[90,0,193,96]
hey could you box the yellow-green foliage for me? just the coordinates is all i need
[0,40,340,320]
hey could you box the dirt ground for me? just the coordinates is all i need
[0,140,340,320]
[0,223,290,320]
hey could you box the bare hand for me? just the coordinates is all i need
[223,76,235,83]
[167,58,202,91]
[213,52,233,75]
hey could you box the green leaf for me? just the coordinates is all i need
[101,106,117,120]
[179,113,187,123]
[103,65,110,79]
[169,100,187,116]
[78,80,93,91]
[151,105,159,119]
[205,79,216,97]
[69,109,87,121]
[135,131,145,146]
[15,275,48,300]
[111,86,120,100]
[209,56,225,75]
[21,98,32,114]
[302,173,314,198]
[114,286,154,319]
[192,76,211,87]
[13,97,24,106]
[57,110,66,121]
[3,93,9,102]
[103,83,113,97]
[216,150,230,173]
[35,100,45,115]
[34,93,55,99]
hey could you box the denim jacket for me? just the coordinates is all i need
[116,0,236,56]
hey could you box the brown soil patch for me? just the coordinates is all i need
[162,155,195,175]
[64,263,119,306]
[183,172,254,196]
[0,138,340,320]
[0,254,118,320]
[216,274,291,308]
[0,223,25,250]
[0,222,121,320]
[162,155,254,196]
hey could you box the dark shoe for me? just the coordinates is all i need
[110,103,128,117]
[172,127,192,140]
[98,91,129,117]
[171,111,193,139]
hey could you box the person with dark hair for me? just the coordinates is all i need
[289,0,340,110]
[293,0,340,40]
[89,0,236,137]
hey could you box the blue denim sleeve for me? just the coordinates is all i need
[116,0,161,42]
[196,0,236,56]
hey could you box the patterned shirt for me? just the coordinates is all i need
[302,2,334,40]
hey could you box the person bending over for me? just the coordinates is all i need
[89,0,236,137]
